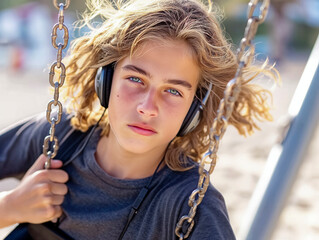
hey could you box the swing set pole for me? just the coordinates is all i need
[238,34,319,240]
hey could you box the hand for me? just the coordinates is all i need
[3,154,69,225]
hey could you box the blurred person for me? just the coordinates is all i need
[0,0,277,239]
[270,0,295,64]
[0,1,62,71]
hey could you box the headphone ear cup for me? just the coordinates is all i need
[177,83,212,137]
[95,67,106,107]
[177,98,202,137]
[95,64,114,108]
[103,65,113,108]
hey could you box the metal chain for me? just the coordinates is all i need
[43,0,70,169]
[175,0,270,238]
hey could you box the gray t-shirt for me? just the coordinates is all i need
[0,113,236,240]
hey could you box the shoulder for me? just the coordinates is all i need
[0,112,75,177]
[158,166,224,205]
[155,166,236,239]
[0,111,73,139]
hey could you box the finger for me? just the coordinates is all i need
[51,218,58,223]
[42,195,65,206]
[25,154,63,173]
[30,169,68,185]
[23,155,64,181]
[26,154,48,174]
[48,159,64,169]
[50,183,68,195]
[47,169,69,183]
[51,205,63,220]
[51,195,65,205]
[34,205,62,223]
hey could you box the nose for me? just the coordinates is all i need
[136,89,158,118]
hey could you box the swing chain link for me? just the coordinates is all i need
[43,0,70,169]
[175,0,270,238]
[53,0,71,10]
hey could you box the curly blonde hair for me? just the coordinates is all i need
[61,0,279,171]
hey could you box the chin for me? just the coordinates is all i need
[119,138,168,155]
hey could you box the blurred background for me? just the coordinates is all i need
[0,0,318,239]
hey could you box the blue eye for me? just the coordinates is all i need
[128,77,142,83]
[167,89,182,97]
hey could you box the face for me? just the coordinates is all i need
[107,40,200,155]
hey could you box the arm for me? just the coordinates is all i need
[0,113,72,227]
[0,113,74,179]
[0,154,68,228]
[0,114,49,178]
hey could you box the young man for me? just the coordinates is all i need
[0,0,276,239]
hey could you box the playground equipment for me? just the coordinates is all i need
[239,34,319,240]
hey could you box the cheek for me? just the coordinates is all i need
[108,85,141,124]
[165,96,193,116]
[162,101,191,127]
[110,85,137,109]
[116,85,140,101]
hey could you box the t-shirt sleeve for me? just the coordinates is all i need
[0,113,53,179]
[171,176,236,240]
[185,187,236,239]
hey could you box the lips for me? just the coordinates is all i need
[128,123,157,136]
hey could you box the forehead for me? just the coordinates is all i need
[132,39,196,59]
[122,39,200,85]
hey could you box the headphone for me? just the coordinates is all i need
[95,64,212,137]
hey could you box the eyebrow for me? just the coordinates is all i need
[166,79,192,89]
[122,64,151,78]
[122,64,193,89]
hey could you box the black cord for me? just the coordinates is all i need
[118,156,165,240]
[64,108,106,166]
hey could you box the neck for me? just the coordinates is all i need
[95,135,167,180]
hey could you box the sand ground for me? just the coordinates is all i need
[0,54,318,239]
